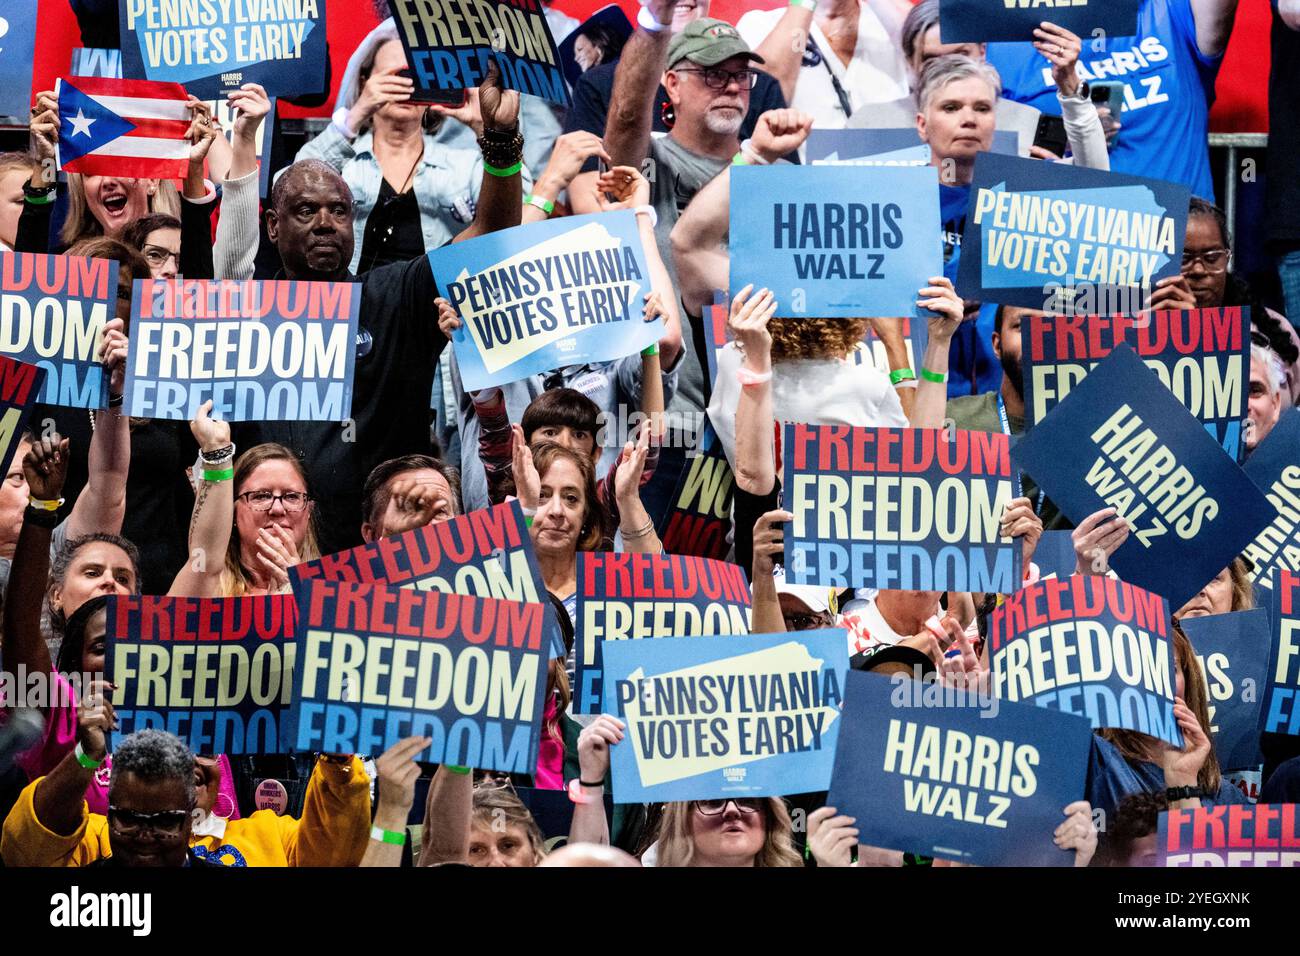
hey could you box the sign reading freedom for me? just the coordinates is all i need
[1012,344,1273,609]
[957,153,1188,311]
[0,252,118,409]
[729,165,942,319]
[430,211,659,391]
[1022,308,1250,461]
[940,0,1139,43]
[573,552,752,715]
[106,594,298,754]
[1264,570,1300,738]
[288,580,548,773]
[990,576,1183,747]
[604,630,847,803]
[389,0,570,107]
[828,670,1092,866]
[125,278,360,422]
[1159,805,1300,867]
[782,423,1019,593]
[118,0,327,99]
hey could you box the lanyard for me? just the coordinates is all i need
[807,34,854,120]
[998,393,1046,511]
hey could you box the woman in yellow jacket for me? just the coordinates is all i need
[1,682,372,868]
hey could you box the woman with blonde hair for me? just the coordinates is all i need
[170,403,320,598]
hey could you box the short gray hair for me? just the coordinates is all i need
[1252,343,1284,397]
[901,0,941,64]
[915,54,1001,113]
[109,730,196,806]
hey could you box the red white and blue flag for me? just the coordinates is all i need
[56,76,191,180]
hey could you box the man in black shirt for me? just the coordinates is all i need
[235,70,524,556]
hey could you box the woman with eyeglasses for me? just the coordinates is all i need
[172,403,320,598]
[566,716,802,866]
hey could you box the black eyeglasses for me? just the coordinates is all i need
[672,67,759,91]
[142,245,180,269]
[237,490,312,513]
[694,798,763,815]
[784,611,833,632]
[108,806,191,837]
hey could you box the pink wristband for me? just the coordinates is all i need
[567,778,597,805]
[736,367,773,387]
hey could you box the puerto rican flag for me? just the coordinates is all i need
[56,76,192,180]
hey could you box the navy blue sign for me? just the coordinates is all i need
[807,128,1018,165]
[1243,408,1300,592]
[118,0,327,99]
[783,423,1020,593]
[940,0,1139,43]
[957,152,1189,310]
[827,670,1093,866]
[1012,343,1273,609]
[288,580,549,772]
[1264,570,1300,738]
[124,278,360,422]
[1179,610,1270,771]
[990,576,1182,747]
[0,356,45,478]
[389,0,570,107]
[106,594,298,754]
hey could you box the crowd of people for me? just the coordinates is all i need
[0,0,1297,871]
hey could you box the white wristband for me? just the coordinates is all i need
[638,5,669,32]
[633,204,659,228]
[740,139,771,166]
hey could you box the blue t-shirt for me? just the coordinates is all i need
[938,183,1001,398]
[1086,734,1249,829]
[985,0,1222,200]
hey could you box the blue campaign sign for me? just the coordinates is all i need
[1012,344,1274,610]
[0,252,118,409]
[1264,570,1300,738]
[118,0,327,99]
[289,500,566,660]
[1243,409,1300,592]
[557,5,632,91]
[729,164,943,319]
[806,128,1019,166]
[389,0,571,108]
[288,579,549,772]
[782,423,1020,593]
[1022,308,1251,461]
[940,0,1139,43]
[603,630,848,803]
[827,669,1093,866]
[1180,610,1270,771]
[1032,529,1079,580]
[957,152,1189,310]
[106,594,298,754]
[430,211,658,391]
[124,278,360,422]
[989,576,1183,747]
[0,1,38,120]
[572,552,752,715]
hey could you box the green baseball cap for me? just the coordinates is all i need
[667,18,765,69]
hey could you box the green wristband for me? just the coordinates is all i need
[370,825,406,845]
[919,368,947,384]
[446,765,472,775]
[24,191,55,206]
[75,742,103,770]
[889,367,916,385]
[483,160,523,178]
[523,193,555,215]
[731,151,748,166]
[203,467,234,482]
[790,0,818,9]
[641,343,659,356]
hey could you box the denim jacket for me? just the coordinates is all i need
[296,122,535,274]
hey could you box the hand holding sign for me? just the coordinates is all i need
[752,509,792,581]
[806,805,860,868]
[576,715,625,785]
[1146,274,1199,313]
[1031,23,1083,97]
[78,679,117,765]
[228,83,273,138]
[185,98,219,164]
[373,735,433,828]
[917,275,963,343]
[595,165,651,210]
[1001,495,1043,568]
[348,64,414,135]
[728,284,776,370]
[29,90,58,167]
[1071,507,1130,575]
[99,317,129,400]
[1160,696,1212,790]
[189,399,230,453]
[1054,801,1098,868]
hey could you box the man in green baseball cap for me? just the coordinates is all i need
[664,18,766,139]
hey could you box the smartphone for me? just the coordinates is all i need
[1089,81,1125,146]
[1032,113,1068,158]
[399,69,468,108]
